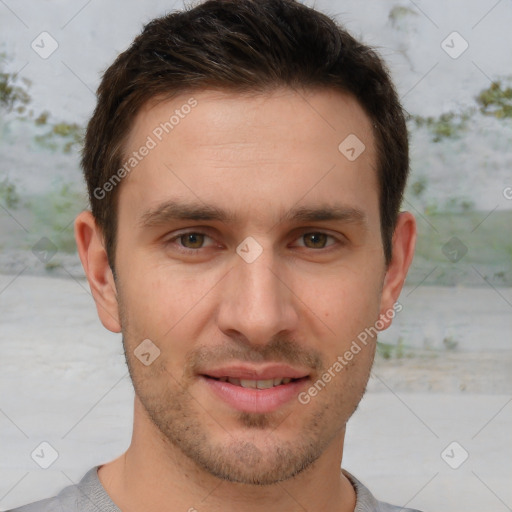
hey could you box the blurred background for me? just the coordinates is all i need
[1,1,511,511]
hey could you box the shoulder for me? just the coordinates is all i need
[6,495,63,512]
[343,469,424,512]
[6,467,119,512]
[7,487,79,512]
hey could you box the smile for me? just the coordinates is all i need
[213,377,294,388]
[199,365,310,413]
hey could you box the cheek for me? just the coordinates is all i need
[117,263,219,361]
[299,269,382,344]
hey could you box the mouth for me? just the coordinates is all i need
[199,365,311,413]
[207,376,306,389]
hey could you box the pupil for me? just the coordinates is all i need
[183,233,203,248]
[306,233,326,248]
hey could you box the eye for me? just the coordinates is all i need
[166,231,216,253]
[179,232,208,249]
[164,229,341,256]
[295,232,338,249]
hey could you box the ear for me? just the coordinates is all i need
[377,211,416,331]
[74,210,121,333]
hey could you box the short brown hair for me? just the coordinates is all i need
[81,0,409,269]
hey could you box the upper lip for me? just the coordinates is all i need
[201,364,310,381]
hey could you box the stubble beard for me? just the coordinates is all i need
[122,334,374,486]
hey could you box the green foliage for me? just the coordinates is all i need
[423,201,439,216]
[388,5,417,26]
[414,210,512,272]
[407,79,511,144]
[30,183,87,253]
[410,176,427,198]
[34,111,50,125]
[476,81,512,119]
[34,121,84,153]
[377,342,393,360]
[443,336,458,351]
[409,111,473,142]
[1,53,83,153]
[52,183,79,215]
[396,337,405,359]
[0,53,31,113]
[0,177,20,209]
[444,196,475,213]
[377,337,409,359]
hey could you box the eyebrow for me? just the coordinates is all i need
[139,199,367,229]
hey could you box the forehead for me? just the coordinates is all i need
[119,87,379,228]
[128,87,375,151]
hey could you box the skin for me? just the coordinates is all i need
[75,87,416,512]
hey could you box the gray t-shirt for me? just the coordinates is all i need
[8,466,422,512]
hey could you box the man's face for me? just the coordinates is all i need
[113,88,388,484]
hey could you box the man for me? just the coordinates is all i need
[11,0,418,510]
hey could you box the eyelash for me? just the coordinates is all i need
[165,230,341,255]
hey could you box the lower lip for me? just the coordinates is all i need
[200,376,308,413]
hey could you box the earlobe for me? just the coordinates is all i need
[378,211,416,331]
[74,210,122,333]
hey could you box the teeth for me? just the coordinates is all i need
[239,379,257,388]
[221,377,294,388]
[256,379,275,390]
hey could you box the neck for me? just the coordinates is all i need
[98,398,356,512]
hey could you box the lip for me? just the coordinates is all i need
[200,375,309,413]
[202,364,310,381]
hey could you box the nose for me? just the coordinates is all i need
[216,242,299,346]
